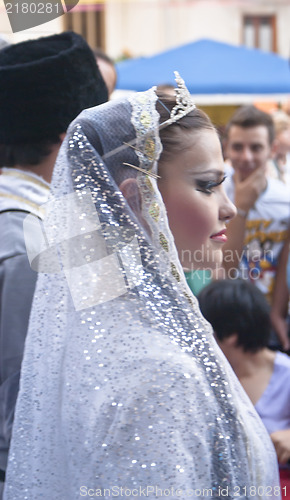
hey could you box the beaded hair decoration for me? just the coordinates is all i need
[159,71,196,129]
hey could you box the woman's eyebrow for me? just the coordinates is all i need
[188,169,224,176]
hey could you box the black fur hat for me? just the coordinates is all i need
[0,31,108,144]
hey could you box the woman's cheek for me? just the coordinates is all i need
[180,197,215,237]
[173,205,213,258]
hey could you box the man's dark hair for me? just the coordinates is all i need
[0,32,108,167]
[197,279,271,353]
[0,136,61,167]
[93,48,115,67]
[225,105,275,145]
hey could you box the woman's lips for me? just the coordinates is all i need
[210,229,227,243]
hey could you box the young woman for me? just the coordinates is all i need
[4,75,280,499]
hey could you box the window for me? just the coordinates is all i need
[243,15,276,52]
[63,7,105,50]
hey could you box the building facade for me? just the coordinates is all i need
[63,0,290,59]
[1,0,290,59]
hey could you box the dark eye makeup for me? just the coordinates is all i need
[195,175,226,195]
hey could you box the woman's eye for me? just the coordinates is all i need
[196,176,226,195]
[196,181,216,194]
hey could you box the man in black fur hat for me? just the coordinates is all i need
[0,31,108,495]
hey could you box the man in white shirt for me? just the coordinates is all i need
[222,105,290,347]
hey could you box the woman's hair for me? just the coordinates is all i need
[80,91,215,187]
[197,279,271,353]
[156,90,215,168]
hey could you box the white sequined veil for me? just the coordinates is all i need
[4,88,280,499]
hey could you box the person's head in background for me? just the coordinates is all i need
[0,31,108,182]
[224,105,275,181]
[156,83,175,98]
[120,90,236,271]
[282,99,290,117]
[271,110,290,176]
[198,278,271,360]
[93,48,117,98]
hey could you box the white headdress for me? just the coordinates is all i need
[4,78,279,499]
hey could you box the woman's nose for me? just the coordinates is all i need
[219,191,237,221]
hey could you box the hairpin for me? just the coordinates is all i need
[159,71,196,129]
[123,141,154,162]
[123,162,160,180]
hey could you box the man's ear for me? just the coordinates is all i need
[119,178,141,213]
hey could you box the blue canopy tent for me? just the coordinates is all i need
[116,39,290,101]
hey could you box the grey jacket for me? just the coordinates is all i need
[0,210,38,471]
[0,168,49,472]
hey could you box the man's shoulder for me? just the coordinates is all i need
[251,178,290,221]
[263,178,290,203]
[275,351,290,371]
[0,211,29,261]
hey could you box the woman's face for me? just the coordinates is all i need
[158,128,236,270]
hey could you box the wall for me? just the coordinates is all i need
[0,0,289,60]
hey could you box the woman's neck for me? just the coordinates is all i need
[231,348,276,405]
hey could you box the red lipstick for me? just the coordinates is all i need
[210,229,227,243]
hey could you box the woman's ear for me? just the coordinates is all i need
[226,332,239,348]
[215,332,239,351]
[119,178,142,213]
